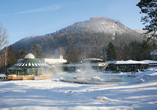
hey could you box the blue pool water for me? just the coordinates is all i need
[52,70,136,84]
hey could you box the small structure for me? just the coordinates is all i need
[150,50,157,60]
[62,58,105,71]
[40,55,67,65]
[105,60,149,72]
[7,53,52,80]
[82,58,105,70]
[142,60,157,67]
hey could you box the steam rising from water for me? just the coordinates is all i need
[51,62,104,82]
[51,62,134,83]
[75,62,102,80]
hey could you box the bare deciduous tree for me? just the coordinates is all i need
[0,23,9,73]
[0,23,8,50]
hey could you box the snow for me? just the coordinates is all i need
[25,53,35,59]
[143,60,157,64]
[114,60,148,64]
[1,69,157,110]
[0,74,6,78]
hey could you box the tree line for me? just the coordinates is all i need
[1,34,155,74]
[64,39,157,62]
[0,24,156,74]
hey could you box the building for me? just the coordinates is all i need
[40,55,67,66]
[105,60,149,72]
[7,53,53,80]
[150,50,157,60]
[62,58,105,71]
[142,60,157,67]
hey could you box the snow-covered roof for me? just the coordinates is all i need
[109,60,148,65]
[142,60,157,64]
[41,55,67,64]
[83,58,103,61]
[41,58,67,64]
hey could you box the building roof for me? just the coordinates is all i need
[8,53,52,70]
[41,55,67,64]
[83,58,103,61]
[142,60,157,64]
[25,53,35,59]
[107,60,148,65]
[115,60,148,64]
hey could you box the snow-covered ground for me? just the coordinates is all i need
[0,69,157,110]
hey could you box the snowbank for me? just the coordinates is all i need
[0,74,6,78]
[129,70,157,84]
[0,69,157,110]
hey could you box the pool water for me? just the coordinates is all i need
[52,70,136,84]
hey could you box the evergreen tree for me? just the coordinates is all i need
[121,41,141,60]
[137,40,152,60]
[121,44,130,60]
[31,44,42,58]
[16,49,27,60]
[137,0,157,39]
[16,50,21,60]
[7,45,16,68]
[106,42,117,61]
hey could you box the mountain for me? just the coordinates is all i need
[134,29,146,34]
[12,17,144,57]
[59,17,133,34]
[13,35,43,51]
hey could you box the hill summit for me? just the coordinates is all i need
[59,17,133,34]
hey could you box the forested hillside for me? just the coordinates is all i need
[12,17,147,61]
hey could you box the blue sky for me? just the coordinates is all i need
[0,0,143,45]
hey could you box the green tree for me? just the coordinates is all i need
[137,40,153,60]
[106,42,117,61]
[7,45,16,68]
[121,44,130,60]
[137,0,157,39]
[121,41,141,60]
[31,44,42,58]
[16,49,27,60]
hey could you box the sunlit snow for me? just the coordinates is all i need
[0,69,157,110]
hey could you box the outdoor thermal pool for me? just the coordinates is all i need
[51,70,136,85]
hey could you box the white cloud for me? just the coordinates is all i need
[1,5,60,16]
